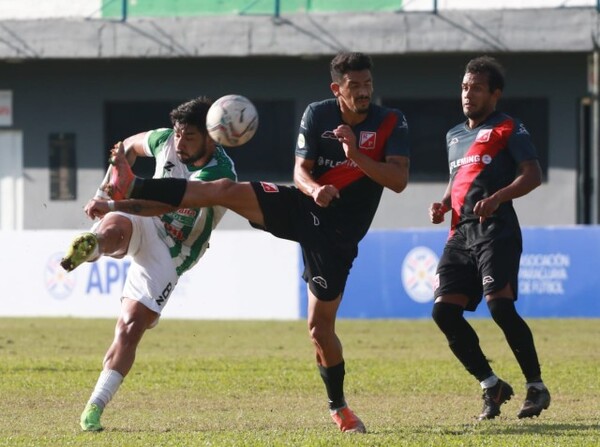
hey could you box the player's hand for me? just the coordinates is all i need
[84,198,110,220]
[333,125,358,158]
[311,184,340,208]
[429,202,448,224]
[473,196,500,223]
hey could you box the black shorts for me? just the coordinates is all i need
[249,181,357,301]
[434,233,521,311]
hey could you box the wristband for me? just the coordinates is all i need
[107,200,115,211]
[95,188,109,199]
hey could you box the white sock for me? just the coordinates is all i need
[88,369,124,409]
[526,381,546,391]
[480,374,499,389]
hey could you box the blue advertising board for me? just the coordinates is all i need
[299,226,600,319]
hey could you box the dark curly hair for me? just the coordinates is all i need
[330,52,373,83]
[465,56,505,93]
[169,96,213,133]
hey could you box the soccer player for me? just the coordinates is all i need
[428,56,550,421]
[61,97,237,431]
[85,52,410,433]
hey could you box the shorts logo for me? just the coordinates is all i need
[310,212,320,226]
[482,275,495,285]
[516,123,530,135]
[312,276,328,289]
[321,130,338,140]
[401,246,439,303]
[260,182,279,193]
[156,282,173,307]
[476,129,492,143]
[359,131,376,150]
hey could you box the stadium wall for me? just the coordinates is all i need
[0,53,586,230]
[3,226,598,320]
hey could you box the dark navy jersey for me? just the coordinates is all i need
[446,111,538,242]
[295,98,410,243]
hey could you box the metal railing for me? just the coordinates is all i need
[0,1,597,22]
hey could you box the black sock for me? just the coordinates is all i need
[432,302,492,381]
[488,298,542,383]
[318,362,346,410]
[130,178,187,207]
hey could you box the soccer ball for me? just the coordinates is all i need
[206,94,259,147]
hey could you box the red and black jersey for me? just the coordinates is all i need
[446,111,538,243]
[295,98,410,243]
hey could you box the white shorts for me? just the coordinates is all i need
[93,212,178,317]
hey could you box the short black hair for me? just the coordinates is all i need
[465,56,505,93]
[330,52,373,83]
[169,96,213,133]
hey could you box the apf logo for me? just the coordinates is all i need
[401,246,439,303]
[45,253,76,300]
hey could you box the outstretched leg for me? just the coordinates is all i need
[61,213,133,272]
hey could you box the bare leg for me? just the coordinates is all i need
[94,213,133,258]
[307,291,343,367]
[180,179,266,227]
[103,298,159,376]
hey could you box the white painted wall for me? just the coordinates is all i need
[0,131,23,230]
[0,229,300,320]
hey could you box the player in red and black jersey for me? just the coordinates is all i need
[86,52,410,433]
[429,56,550,421]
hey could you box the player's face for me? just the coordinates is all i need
[173,123,209,165]
[334,69,373,115]
[461,72,500,126]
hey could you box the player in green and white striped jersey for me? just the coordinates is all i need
[60,97,236,431]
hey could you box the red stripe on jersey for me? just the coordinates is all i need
[316,112,398,190]
[450,118,514,236]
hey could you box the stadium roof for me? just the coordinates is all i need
[0,7,598,60]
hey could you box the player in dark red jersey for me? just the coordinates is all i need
[429,56,550,421]
[86,52,410,433]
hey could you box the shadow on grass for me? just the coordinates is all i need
[404,422,600,436]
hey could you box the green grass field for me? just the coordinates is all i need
[0,318,598,446]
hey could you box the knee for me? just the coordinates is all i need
[115,314,151,345]
[212,178,237,194]
[432,302,463,333]
[487,298,518,326]
[308,321,333,347]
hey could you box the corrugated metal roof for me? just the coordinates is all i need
[0,8,597,60]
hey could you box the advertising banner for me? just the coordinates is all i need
[301,226,600,319]
[1,230,299,320]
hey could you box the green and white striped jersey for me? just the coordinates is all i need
[143,128,237,276]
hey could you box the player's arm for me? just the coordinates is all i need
[293,156,340,208]
[473,159,542,222]
[429,181,452,224]
[121,132,150,165]
[333,124,409,193]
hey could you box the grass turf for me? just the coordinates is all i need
[0,318,598,446]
